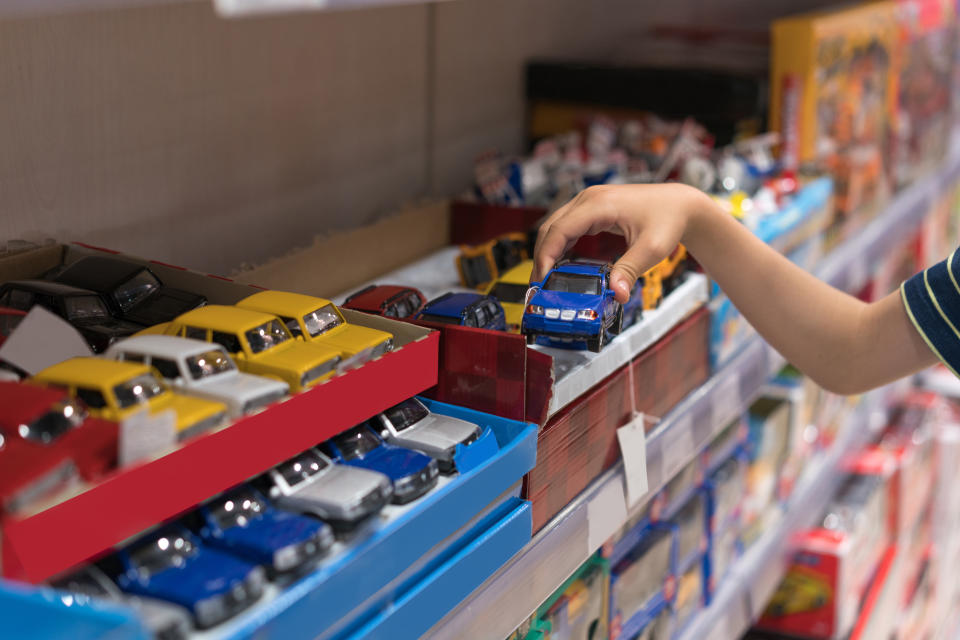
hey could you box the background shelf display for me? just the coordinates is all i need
[423,143,960,640]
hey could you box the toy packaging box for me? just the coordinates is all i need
[609,523,678,640]
[533,554,610,640]
[771,2,898,232]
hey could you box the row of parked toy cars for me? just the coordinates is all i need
[4,385,484,636]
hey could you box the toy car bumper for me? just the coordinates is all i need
[521,316,602,341]
[392,460,440,504]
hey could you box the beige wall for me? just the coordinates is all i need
[0,0,832,274]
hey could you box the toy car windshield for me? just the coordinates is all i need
[331,427,381,460]
[53,570,112,599]
[113,269,161,312]
[460,256,493,289]
[131,533,198,575]
[488,282,528,304]
[543,273,601,295]
[20,400,85,444]
[277,450,330,488]
[384,399,429,433]
[245,320,290,354]
[65,295,111,321]
[301,304,343,338]
[186,350,235,380]
[210,489,266,529]
[113,374,166,409]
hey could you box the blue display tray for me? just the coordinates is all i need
[0,399,537,640]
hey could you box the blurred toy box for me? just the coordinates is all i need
[771,2,898,232]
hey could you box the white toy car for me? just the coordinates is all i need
[105,335,289,418]
[263,448,393,530]
[368,398,482,473]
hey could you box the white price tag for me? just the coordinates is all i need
[119,409,177,467]
[711,371,743,427]
[617,413,649,508]
[586,477,627,554]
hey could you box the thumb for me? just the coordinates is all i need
[610,244,661,304]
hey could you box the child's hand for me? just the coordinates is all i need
[531,183,708,303]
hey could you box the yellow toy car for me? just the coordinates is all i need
[456,232,529,290]
[33,357,227,441]
[235,291,393,370]
[137,305,342,392]
[483,259,533,333]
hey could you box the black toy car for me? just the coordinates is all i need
[0,280,142,352]
[52,256,206,327]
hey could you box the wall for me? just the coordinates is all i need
[0,0,833,274]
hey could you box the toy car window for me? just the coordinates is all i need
[64,296,110,321]
[384,398,429,433]
[460,255,493,289]
[120,352,146,364]
[76,388,108,410]
[183,326,207,341]
[21,399,85,444]
[544,273,601,295]
[112,374,165,409]
[475,305,489,327]
[489,282,528,304]
[245,320,290,354]
[485,301,501,318]
[281,316,302,338]
[303,304,343,338]
[113,269,161,311]
[3,289,33,311]
[330,426,380,460]
[211,331,242,354]
[130,533,198,576]
[384,304,399,318]
[463,313,479,328]
[52,571,112,598]
[417,314,461,326]
[395,297,414,317]
[210,489,266,530]
[151,358,181,380]
[0,312,23,337]
[186,349,235,380]
[276,450,329,487]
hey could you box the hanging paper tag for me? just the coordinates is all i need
[617,412,650,508]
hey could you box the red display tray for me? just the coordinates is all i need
[0,243,438,583]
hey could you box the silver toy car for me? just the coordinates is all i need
[106,335,289,418]
[264,448,393,530]
[52,564,192,639]
[368,398,482,472]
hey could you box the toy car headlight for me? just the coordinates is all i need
[246,566,266,596]
[273,544,302,572]
[577,309,598,320]
[526,305,544,315]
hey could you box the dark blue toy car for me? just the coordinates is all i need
[322,425,439,504]
[113,525,266,629]
[415,292,507,331]
[521,260,623,352]
[194,484,335,575]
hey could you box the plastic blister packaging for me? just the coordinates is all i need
[674,562,704,632]
[611,526,676,625]
[671,491,707,570]
[708,451,747,529]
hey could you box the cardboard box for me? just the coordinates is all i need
[0,242,438,582]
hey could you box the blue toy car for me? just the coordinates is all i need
[113,525,266,629]
[322,425,439,504]
[521,260,623,352]
[194,484,335,576]
[415,292,507,331]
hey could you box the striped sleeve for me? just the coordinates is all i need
[901,248,960,378]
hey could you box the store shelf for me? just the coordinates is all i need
[423,152,960,640]
[0,0,428,18]
[678,384,897,640]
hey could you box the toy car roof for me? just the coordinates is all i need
[422,292,489,317]
[53,256,159,293]
[344,285,421,308]
[0,381,71,431]
[2,279,103,298]
[238,290,334,316]
[35,356,153,388]
[172,305,279,333]
[550,260,610,276]
[111,335,228,360]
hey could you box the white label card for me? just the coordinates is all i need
[119,409,177,467]
[617,412,650,508]
[586,478,627,554]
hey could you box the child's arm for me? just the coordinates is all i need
[532,183,938,394]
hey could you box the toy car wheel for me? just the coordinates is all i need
[524,333,534,345]
[587,331,604,353]
[612,306,623,335]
